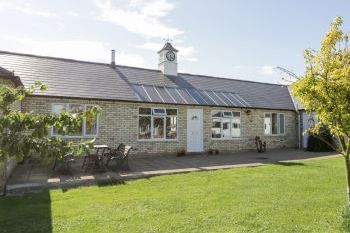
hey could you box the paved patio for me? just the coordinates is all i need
[6,149,338,195]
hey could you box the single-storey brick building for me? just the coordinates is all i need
[0,43,302,157]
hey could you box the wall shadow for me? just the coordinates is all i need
[0,190,52,233]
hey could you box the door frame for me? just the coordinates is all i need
[186,109,204,152]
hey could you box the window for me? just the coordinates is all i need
[211,110,241,139]
[138,107,177,140]
[51,104,99,137]
[264,113,285,135]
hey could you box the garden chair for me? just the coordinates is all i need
[52,152,75,171]
[81,145,98,169]
[105,144,133,171]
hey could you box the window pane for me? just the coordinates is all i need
[223,111,233,118]
[68,104,83,136]
[139,107,151,115]
[264,113,271,135]
[138,116,151,139]
[152,108,166,115]
[222,118,231,138]
[211,118,221,138]
[279,114,285,134]
[233,112,240,118]
[212,111,221,117]
[272,113,278,135]
[153,117,164,138]
[52,104,66,114]
[85,105,98,135]
[166,109,177,116]
[166,116,177,139]
[52,104,66,135]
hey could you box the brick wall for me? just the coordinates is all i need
[22,96,298,157]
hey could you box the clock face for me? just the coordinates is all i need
[166,51,176,61]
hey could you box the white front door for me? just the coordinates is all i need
[187,109,203,152]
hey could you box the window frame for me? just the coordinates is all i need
[51,103,100,138]
[137,107,178,141]
[264,112,285,136]
[211,110,241,140]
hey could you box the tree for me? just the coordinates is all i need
[0,82,101,194]
[292,16,350,203]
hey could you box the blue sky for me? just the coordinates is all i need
[0,0,349,83]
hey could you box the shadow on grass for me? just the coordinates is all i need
[273,161,305,166]
[59,177,127,193]
[0,191,52,233]
[97,178,126,187]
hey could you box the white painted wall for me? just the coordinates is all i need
[158,49,178,76]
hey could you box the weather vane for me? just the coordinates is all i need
[163,35,172,43]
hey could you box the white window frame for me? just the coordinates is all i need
[51,103,100,138]
[137,107,178,141]
[211,110,241,140]
[264,112,285,136]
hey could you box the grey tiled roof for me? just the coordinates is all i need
[158,42,178,53]
[0,51,296,110]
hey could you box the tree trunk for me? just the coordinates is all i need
[345,155,350,204]
[0,156,8,196]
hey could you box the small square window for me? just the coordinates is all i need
[233,112,240,118]
[152,108,166,115]
[223,111,233,118]
[166,109,177,115]
[139,108,151,115]
[212,111,222,117]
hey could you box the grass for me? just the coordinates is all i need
[0,156,347,233]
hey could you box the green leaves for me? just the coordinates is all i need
[0,83,101,162]
[292,16,350,154]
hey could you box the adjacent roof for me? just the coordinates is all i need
[0,66,22,86]
[0,50,296,110]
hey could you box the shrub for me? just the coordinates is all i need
[306,125,334,152]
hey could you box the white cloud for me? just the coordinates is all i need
[93,0,183,39]
[260,65,275,75]
[1,36,145,67]
[116,51,145,67]
[0,1,57,18]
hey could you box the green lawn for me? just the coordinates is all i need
[0,156,347,233]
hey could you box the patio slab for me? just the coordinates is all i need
[5,149,338,195]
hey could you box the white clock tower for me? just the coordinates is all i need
[158,42,178,76]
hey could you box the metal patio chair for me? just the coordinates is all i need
[104,144,133,171]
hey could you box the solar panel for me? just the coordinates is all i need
[130,84,250,108]
[221,92,239,106]
[132,85,151,101]
[198,90,216,105]
[216,92,236,106]
[167,87,187,104]
[155,86,176,103]
[235,94,251,107]
[180,88,198,104]
[187,88,209,105]
[143,85,163,103]
[227,93,246,107]
[206,91,226,106]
